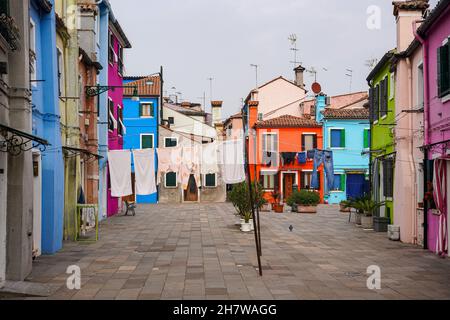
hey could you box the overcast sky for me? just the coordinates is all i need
[109,0,438,119]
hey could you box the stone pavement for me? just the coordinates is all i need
[20,204,450,300]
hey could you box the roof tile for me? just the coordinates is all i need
[255,115,321,128]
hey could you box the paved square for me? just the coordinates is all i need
[25,204,450,300]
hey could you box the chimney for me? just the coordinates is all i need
[211,101,223,126]
[294,65,306,89]
[315,93,327,123]
[393,0,429,52]
[78,2,98,61]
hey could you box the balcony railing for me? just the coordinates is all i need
[0,13,20,51]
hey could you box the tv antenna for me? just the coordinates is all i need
[207,77,214,104]
[288,34,301,68]
[250,64,259,90]
[305,66,328,82]
[365,58,378,70]
[345,68,353,93]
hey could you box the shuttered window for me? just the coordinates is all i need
[262,133,278,166]
[332,174,345,191]
[380,77,388,118]
[330,129,345,148]
[165,172,177,188]
[363,129,370,149]
[374,84,380,121]
[140,103,154,117]
[108,100,115,131]
[383,159,394,198]
[164,137,178,148]
[437,42,450,98]
[302,134,317,151]
[141,134,153,149]
[204,173,217,188]
[301,171,320,190]
[260,171,276,190]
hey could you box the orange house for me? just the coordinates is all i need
[247,102,324,203]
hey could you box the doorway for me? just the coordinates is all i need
[32,151,42,258]
[184,174,199,202]
[282,172,297,202]
[346,174,367,200]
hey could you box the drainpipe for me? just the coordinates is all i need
[367,80,373,198]
[413,20,428,249]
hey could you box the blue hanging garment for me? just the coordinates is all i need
[297,152,307,164]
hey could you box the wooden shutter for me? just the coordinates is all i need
[438,46,442,97]
[142,135,153,149]
[340,129,346,148]
[301,134,306,151]
[166,172,176,187]
[363,129,369,149]
[206,174,216,187]
[369,87,374,123]
[274,172,280,190]
[340,174,346,191]
[384,77,389,116]
[374,85,379,120]
[139,104,143,117]
[0,0,9,15]
[313,135,318,149]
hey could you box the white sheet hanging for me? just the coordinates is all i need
[220,139,246,184]
[157,147,182,184]
[108,150,132,197]
[201,142,219,175]
[133,149,157,195]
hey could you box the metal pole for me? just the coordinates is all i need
[252,128,262,257]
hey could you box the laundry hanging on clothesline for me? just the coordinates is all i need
[108,150,132,197]
[201,142,219,175]
[133,149,157,195]
[311,149,334,191]
[156,147,182,184]
[180,146,201,190]
[220,139,246,184]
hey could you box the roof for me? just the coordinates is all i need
[124,75,161,97]
[255,115,321,129]
[223,112,243,126]
[164,103,208,117]
[416,0,450,36]
[366,49,396,82]
[102,0,132,48]
[393,0,430,16]
[245,76,306,102]
[322,108,369,120]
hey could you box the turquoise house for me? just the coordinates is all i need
[122,75,161,204]
[315,93,371,204]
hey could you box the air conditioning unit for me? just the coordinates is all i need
[325,96,331,106]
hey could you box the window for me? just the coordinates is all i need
[302,134,317,151]
[140,134,154,149]
[117,106,124,136]
[389,73,395,100]
[204,173,217,188]
[373,84,380,121]
[168,117,175,125]
[165,172,177,188]
[260,171,277,190]
[140,103,154,117]
[418,63,424,108]
[108,99,115,131]
[261,133,278,166]
[0,0,9,15]
[95,14,100,47]
[332,174,345,192]
[30,19,37,85]
[118,45,124,75]
[437,39,450,98]
[330,129,345,148]
[363,129,370,149]
[383,158,394,198]
[57,47,64,96]
[301,171,320,190]
[108,31,114,65]
[164,137,178,148]
[380,77,388,118]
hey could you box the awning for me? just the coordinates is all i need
[63,146,103,161]
[0,123,50,156]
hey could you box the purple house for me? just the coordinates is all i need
[106,13,132,217]
[416,0,450,256]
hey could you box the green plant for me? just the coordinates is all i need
[253,182,268,210]
[243,211,253,223]
[286,190,321,207]
[348,198,385,217]
[229,182,251,218]
[271,191,281,204]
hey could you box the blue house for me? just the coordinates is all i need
[315,93,370,204]
[30,0,64,254]
[122,75,161,204]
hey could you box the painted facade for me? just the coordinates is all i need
[122,75,160,204]
[367,51,396,224]
[319,94,370,204]
[29,0,64,255]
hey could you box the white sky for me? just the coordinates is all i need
[109,0,438,119]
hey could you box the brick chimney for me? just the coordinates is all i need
[393,0,429,51]
[294,65,306,89]
[211,101,223,126]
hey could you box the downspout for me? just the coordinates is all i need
[367,79,373,199]
[413,20,429,249]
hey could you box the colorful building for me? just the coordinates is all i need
[415,0,450,256]
[97,0,131,218]
[318,94,370,204]
[29,0,64,255]
[367,49,396,224]
[122,75,161,204]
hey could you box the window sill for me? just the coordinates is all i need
[330,191,344,193]
[140,116,154,119]
[441,93,450,103]
[165,186,178,189]
[381,115,387,120]
[203,186,217,189]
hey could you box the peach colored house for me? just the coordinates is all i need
[223,113,244,141]
[392,1,428,245]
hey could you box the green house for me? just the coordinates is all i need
[366,49,396,224]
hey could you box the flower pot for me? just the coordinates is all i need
[373,216,390,232]
[249,219,254,231]
[355,212,362,225]
[241,222,252,232]
[273,204,284,213]
[291,203,298,213]
[297,205,317,214]
[261,203,271,212]
[340,204,350,213]
[235,217,243,226]
[361,215,373,229]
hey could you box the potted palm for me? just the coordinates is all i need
[271,191,280,210]
[229,183,251,231]
[340,200,351,213]
[241,211,253,232]
[350,198,385,229]
[287,190,321,214]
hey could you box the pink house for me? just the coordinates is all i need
[107,18,132,216]
[415,0,450,256]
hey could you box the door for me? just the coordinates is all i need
[122,172,136,203]
[283,173,295,202]
[346,174,366,200]
[447,161,450,257]
[184,174,199,202]
[32,151,42,258]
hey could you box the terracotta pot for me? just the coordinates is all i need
[273,204,284,213]
[355,212,362,225]
[297,205,317,214]
[340,204,350,212]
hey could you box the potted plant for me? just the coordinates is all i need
[253,182,269,212]
[271,191,280,210]
[350,198,385,229]
[339,200,351,213]
[287,190,321,214]
[229,183,251,229]
[241,211,253,232]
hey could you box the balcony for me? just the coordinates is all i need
[0,13,21,51]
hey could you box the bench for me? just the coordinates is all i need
[124,201,136,216]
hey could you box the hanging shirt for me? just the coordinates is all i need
[133,149,157,195]
[281,152,297,166]
[220,139,246,184]
[201,142,219,174]
[297,152,307,164]
[108,150,132,197]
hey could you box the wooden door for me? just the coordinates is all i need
[283,173,295,202]
[184,174,199,202]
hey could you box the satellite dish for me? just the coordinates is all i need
[312,82,322,94]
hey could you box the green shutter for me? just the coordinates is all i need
[205,174,216,187]
[141,135,153,149]
[340,129,346,148]
[166,172,176,187]
[440,44,450,96]
[0,0,9,15]
[139,104,143,117]
[340,174,345,191]
[363,129,369,149]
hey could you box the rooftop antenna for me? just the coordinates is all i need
[250,64,259,90]
[207,77,214,107]
[345,68,353,93]
[197,92,206,111]
[288,34,301,69]
[365,58,378,70]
